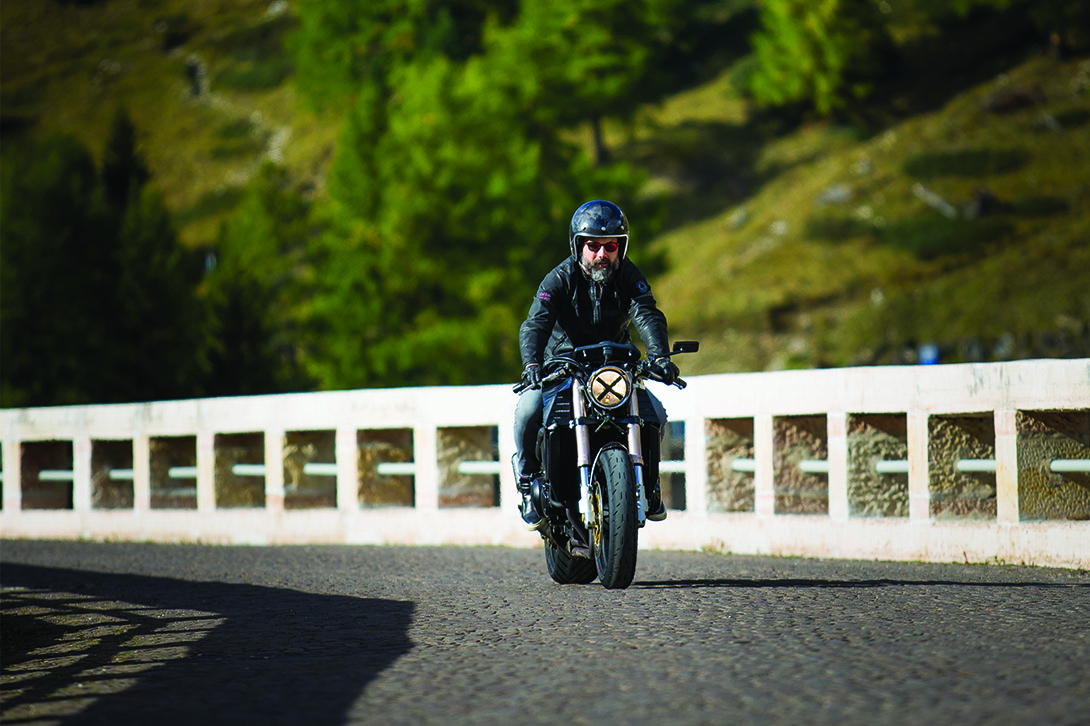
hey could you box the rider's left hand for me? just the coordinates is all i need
[651,357,680,385]
[521,363,542,390]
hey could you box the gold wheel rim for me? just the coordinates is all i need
[590,486,603,549]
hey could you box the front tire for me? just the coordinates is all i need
[589,447,638,589]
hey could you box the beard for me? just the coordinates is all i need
[580,256,619,284]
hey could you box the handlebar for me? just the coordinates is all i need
[514,361,686,393]
[514,341,698,393]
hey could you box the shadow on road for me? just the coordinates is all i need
[630,577,1090,590]
[1,563,414,725]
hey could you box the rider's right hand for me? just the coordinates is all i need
[521,364,542,390]
[650,357,680,385]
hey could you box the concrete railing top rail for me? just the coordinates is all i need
[671,357,1090,416]
[1,383,516,439]
[3,358,1086,434]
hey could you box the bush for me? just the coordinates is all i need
[880,214,1013,260]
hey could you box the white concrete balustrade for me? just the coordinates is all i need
[1,359,1088,568]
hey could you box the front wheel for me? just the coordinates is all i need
[589,447,638,589]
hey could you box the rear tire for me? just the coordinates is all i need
[545,538,597,584]
[589,447,638,589]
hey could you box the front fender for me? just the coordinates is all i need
[590,442,647,527]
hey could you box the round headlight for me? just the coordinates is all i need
[587,366,631,409]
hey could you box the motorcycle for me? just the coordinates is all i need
[513,340,699,589]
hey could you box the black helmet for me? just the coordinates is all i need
[569,200,630,260]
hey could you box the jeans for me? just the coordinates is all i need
[513,385,668,481]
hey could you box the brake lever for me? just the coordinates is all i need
[513,366,570,393]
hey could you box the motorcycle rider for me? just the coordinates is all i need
[514,199,680,531]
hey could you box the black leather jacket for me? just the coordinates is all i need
[519,256,670,367]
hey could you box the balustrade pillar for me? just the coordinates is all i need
[496,417,516,511]
[3,439,21,511]
[196,431,215,512]
[683,417,708,516]
[265,429,285,513]
[907,411,930,522]
[995,408,1019,523]
[335,427,358,512]
[414,425,439,511]
[73,435,92,513]
[754,413,775,516]
[827,412,849,522]
[133,435,151,511]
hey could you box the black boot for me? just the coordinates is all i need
[646,480,667,522]
[517,477,544,531]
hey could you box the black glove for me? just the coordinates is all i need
[521,364,542,390]
[651,357,680,385]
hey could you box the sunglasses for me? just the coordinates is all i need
[583,240,619,253]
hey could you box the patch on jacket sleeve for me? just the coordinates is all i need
[636,280,650,293]
[536,290,552,301]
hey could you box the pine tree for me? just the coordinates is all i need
[101,107,151,212]
[747,0,893,115]
[1,135,111,406]
[1,125,210,407]
[293,0,676,389]
[201,164,315,396]
[290,0,517,110]
[111,185,206,401]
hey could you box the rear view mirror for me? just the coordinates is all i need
[672,341,699,354]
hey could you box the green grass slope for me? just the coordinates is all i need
[633,51,1090,373]
[1,0,337,248]
[3,1,1088,376]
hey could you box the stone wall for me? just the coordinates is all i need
[358,429,415,507]
[437,426,498,508]
[774,415,828,514]
[1016,410,1090,521]
[927,415,996,520]
[847,414,909,517]
[705,418,755,512]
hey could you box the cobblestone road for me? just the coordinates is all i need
[2,540,1088,725]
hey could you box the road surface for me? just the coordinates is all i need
[2,540,1088,725]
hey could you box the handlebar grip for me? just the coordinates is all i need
[643,364,685,389]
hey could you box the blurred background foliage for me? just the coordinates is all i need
[1,0,1088,407]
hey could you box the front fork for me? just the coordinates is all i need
[627,386,649,527]
[573,381,648,529]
